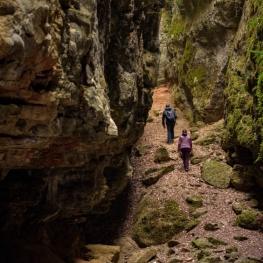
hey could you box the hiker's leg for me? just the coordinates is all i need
[181,148,187,168]
[171,123,175,140]
[166,124,172,143]
[184,148,191,170]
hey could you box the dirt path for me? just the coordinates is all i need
[128,85,263,261]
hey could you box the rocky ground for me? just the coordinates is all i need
[84,85,263,263]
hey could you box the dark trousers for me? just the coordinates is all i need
[166,123,175,143]
[181,148,191,170]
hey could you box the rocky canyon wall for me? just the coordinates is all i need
[163,0,263,187]
[163,0,244,123]
[0,0,163,261]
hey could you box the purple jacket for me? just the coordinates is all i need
[178,135,192,150]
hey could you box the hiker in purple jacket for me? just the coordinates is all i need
[178,129,192,171]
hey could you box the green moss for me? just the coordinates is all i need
[186,195,203,216]
[159,164,175,176]
[191,238,215,250]
[236,115,256,148]
[154,146,170,163]
[206,237,227,246]
[169,19,185,37]
[132,199,188,247]
[188,65,206,86]
[195,133,217,146]
[201,160,231,188]
[185,219,200,231]
[186,195,203,208]
[181,39,195,67]
[144,167,158,176]
[173,89,181,102]
[256,72,263,161]
[234,210,260,230]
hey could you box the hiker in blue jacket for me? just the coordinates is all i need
[162,104,177,144]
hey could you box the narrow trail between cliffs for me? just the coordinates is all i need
[88,85,263,262]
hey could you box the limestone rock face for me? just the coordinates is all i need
[0,0,163,259]
[221,0,262,166]
[163,0,244,123]
[163,0,263,187]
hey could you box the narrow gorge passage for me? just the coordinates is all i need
[86,84,263,261]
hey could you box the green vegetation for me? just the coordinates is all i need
[132,198,188,247]
[168,19,185,37]
[186,195,203,215]
[234,210,260,230]
[246,1,263,161]
[256,71,263,161]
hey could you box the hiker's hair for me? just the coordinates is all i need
[182,129,187,136]
[166,104,170,107]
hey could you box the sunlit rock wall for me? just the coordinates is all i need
[0,0,163,259]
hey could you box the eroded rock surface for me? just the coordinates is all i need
[0,0,163,260]
[163,0,244,123]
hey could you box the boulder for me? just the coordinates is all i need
[134,144,152,157]
[201,160,231,188]
[84,244,120,263]
[132,198,188,247]
[142,165,174,185]
[154,146,170,163]
[230,164,256,191]
[127,247,157,263]
[234,210,260,230]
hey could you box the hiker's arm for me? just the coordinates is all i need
[162,112,165,127]
[177,137,181,151]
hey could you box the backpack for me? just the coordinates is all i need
[165,110,176,122]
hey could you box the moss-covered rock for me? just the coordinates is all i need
[225,246,238,253]
[206,237,227,246]
[224,247,245,262]
[154,146,170,163]
[204,223,219,231]
[190,154,210,165]
[191,238,216,250]
[186,195,203,208]
[197,250,212,260]
[167,240,180,248]
[186,195,203,216]
[233,236,248,241]
[85,244,120,263]
[249,198,259,208]
[201,160,232,188]
[132,199,188,247]
[232,203,243,215]
[192,208,208,218]
[230,164,256,191]
[197,256,222,263]
[127,246,157,263]
[134,144,152,157]
[185,219,200,232]
[142,164,174,185]
[234,210,260,230]
[168,259,182,263]
[146,115,154,122]
[195,133,218,146]
[191,132,200,141]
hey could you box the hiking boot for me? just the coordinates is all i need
[185,168,188,171]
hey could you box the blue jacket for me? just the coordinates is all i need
[162,106,177,126]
